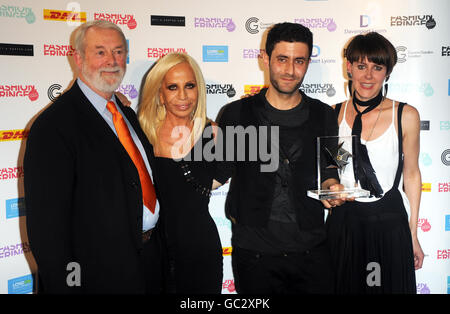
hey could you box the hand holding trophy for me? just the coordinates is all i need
[308,135,370,201]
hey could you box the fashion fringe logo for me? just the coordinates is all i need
[94,12,137,29]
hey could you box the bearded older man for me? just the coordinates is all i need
[24,20,162,294]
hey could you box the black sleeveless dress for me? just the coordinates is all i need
[153,123,223,294]
[326,103,416,294]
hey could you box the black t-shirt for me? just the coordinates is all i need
[233,89,312,254]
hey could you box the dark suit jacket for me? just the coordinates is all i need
[24,82,159,293]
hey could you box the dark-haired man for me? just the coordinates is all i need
[214,22,342,294]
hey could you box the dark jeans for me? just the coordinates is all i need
[232,243,334,294]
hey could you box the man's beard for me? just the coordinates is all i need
[81,64,125,94]
[270,74,303,95]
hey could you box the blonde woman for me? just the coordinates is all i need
[138,53,222,294]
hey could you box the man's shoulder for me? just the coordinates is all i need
[30,85,80,131]
[304,93,334,113]
[216,93,259,124]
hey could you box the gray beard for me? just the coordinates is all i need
[81,64,125,94]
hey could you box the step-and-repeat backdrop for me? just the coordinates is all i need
[0,0,449,294]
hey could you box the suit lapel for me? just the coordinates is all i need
[69,83,145,249]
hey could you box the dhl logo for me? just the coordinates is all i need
[0,130,29,142]
[222,247,232,256]
[43,9,86,22]
[244,84,268,95]
[421,183,431,192]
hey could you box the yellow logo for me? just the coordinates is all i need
[421,183,431,192]
[222,247,232,256]
[244,85,268,95]
[0,130,29,142]
[43,9,86,23]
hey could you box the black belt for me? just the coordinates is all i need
[142,228,154,243]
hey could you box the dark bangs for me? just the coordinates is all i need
[345,32,397,75]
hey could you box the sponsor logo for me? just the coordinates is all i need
[243,48,265,59]
[396,46,434,63]
[222,279,236,293]
[206,84,236,97]
[194,17,235,32]
[0,5,35,24]
[8,274,33,294]
[421,183,431,192]
[202,45,228,62]
[438,183,450,192]
[43,9,86,23]
[360,15,371,27]
[437,249,450,259]
[0,85,38,101]
[212,216,232,230]
[0,43,33,56]
[442,149,450,166]
[417,283,430,294]
[310,45,336,64]
[151,15,185,27]
[6,197,26,219]
[48,84,62,102]
[245,17,273,34]
[300,83,336,97]
[420,120,430,130]
[419,153,432,167]
[222,247,232,256]
[294,17,337,32]
[147,47,187,59]
[440,121,450,131]
[0,242,31,260]
[94,12,137,29]
[389,82,433,97]
[244,85,268,95]
[0,166,24,181]
[344,15,387,35]
[418,218,431,232]
[116,84,138,99]
[44,44,75,56]
[445,215,450,231]
[391,15,436,29]
[0,130,29,142]
[442,46,450,56]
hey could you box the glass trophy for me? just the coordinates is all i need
[307,135,370,200]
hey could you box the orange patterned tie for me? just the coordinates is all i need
[106,101,156,213]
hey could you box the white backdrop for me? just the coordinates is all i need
[0,0,449,294]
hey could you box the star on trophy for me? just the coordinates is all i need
[324,142,352,171]
[307,135,370,200]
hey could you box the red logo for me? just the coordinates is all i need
[148,48,187,59]
[94,13,137,30]
[438,183,450,192]
[437,249,450,259]
[0,167,24,181]
[0,85,38,101]
[44,44,75,56]
[222,279,235,293]
[418,218,431,232]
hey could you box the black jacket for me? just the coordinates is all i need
[24,82,160,293]
[215,90,338,233]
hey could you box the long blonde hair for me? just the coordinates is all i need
[138,52,209,149]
